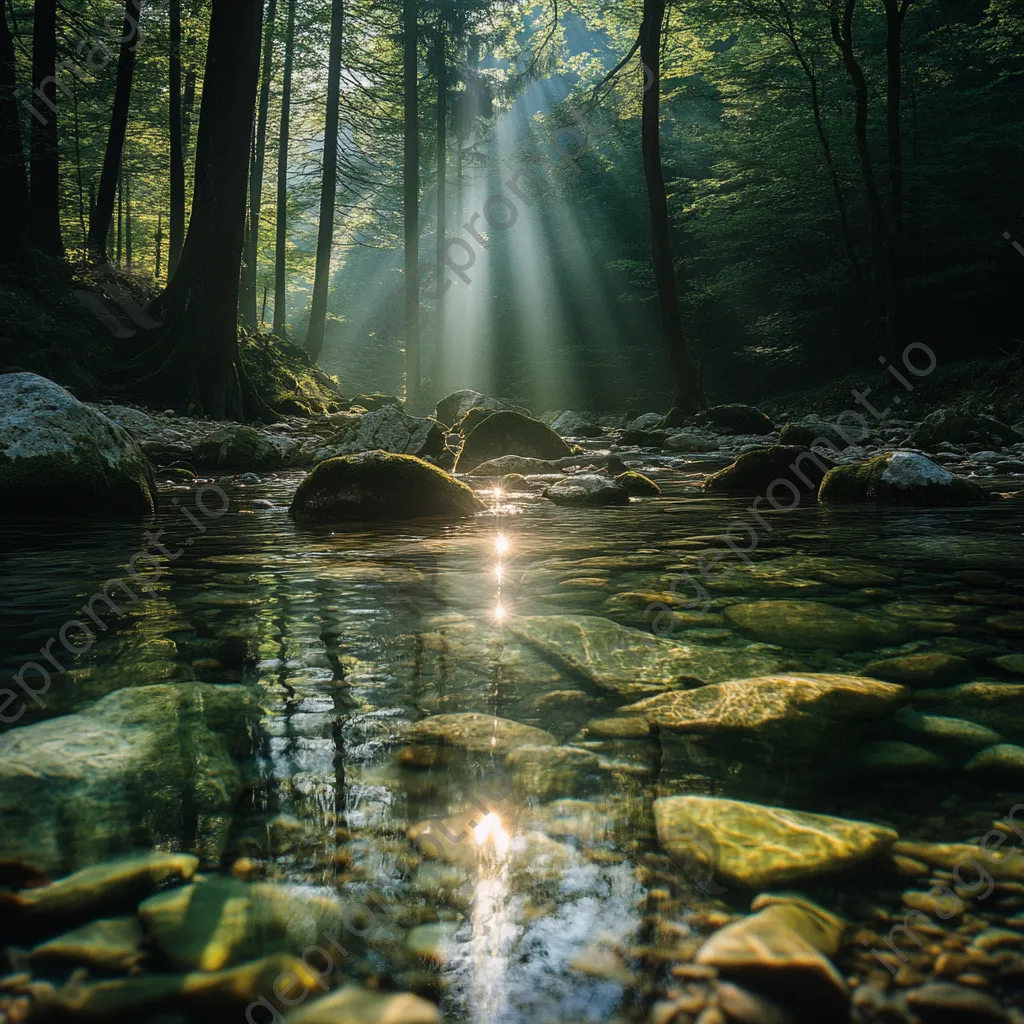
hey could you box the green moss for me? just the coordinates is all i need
[238,331,346,417]
[704,445,834,496]
[291,450,484,521]
[454,406,499,435]
[818,454,988,506]
[454,410,573,473]
[658,407,687,429]
[616,471,661,496]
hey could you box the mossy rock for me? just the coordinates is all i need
[191,424,286,472]
[290,450,484,521]
[704,445,834,497]
[818,451,988,506]
[616,471,661,496]
[454,405,500,436]
[0,372,156,518]
[454,410,572,473]
[657,407,688,429]
[706,403,774,435]
[780,414,870,450]
[543,473,630,506]
[907,407,1020,449]
[349,393,401,412]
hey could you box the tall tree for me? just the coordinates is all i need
[240,0,278,327]
[169,0,185,276]
[640,0,704,412]
[118,0,267,419]
[88,0,143,260]
[433,13,447,392]
[0,1,31,269]
[28,0,63,257]
[403,0,420,409]
[305,0,345,363]
[273,0,297,340]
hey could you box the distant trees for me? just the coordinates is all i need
[28,0,62,257]
[0,4,31,270]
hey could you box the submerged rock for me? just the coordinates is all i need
[191,424,286,471]
[893,839,1024,883]
[894,705,1003,747]
[287,985,441,1024]
[409,712,557,753]
[290,451,483,521]
[704,446,834,496]
[818,451,987,506]
[724,599,908,652]
[859,740,948,772]
[964,743,1024,775]
[911,682,1024,741]
[655,795,897,887]
[705,403,774,435]
[904,982,1005,1023]
[508,615,785,695]
[29,916,145,973]
[860,652,972,687]
[0,371,156,517]
[543,474,630,507]
[454,410,572,473]
[315,405,445,461]
[0,683,256,873]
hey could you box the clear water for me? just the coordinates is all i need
[3,463,1024,1020]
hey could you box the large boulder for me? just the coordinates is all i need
[780,414,871,450]
[434,390,527,427]
[0,372,156,517]
[314,405,445,461]
[706,403,774,435]
[290,451,483,521]
[454,410,572,473]
[704,445,835,496]
[0,683,258,873]
[469,455,562,476]
[191,424,287,471]
[907,407,1020,450]
[543,474,630,507]
[547,410,604,438]
[818,451,988,506]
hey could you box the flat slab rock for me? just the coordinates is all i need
[409,712,557,754]
[507,614,786,695]
[654,795,898,888]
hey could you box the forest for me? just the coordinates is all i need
[3,2,1024,1024]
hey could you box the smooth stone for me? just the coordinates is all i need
[191,423,287,471]
[435,389,526,426]
[616,470,661,495]
[905,981,1005,1021]
[547,410,604,437]
[543,473,630,506]
[987,613,1024,636]
[405,921,461,965]
[724,600,908,652]
[894,706,1003,747]
[910,683,1024,741]
[704,446,834,496]
[893,840,1024,883]
[859,740,949,772]
[903,889,966,920]
[991,654,1024,676]
[508,614,785,696]
[715,980,796,1024]
[504,744,602,798]
[965,743,1024,774]
[286,985,441,1024]
[654,795,897,888]
[467,454,561,475]
[819,451,987,506]
[779,414,869,449]
[861,653,973,687]
[454,410,571,473]
[29,917,145,973]
[583,716,653,739]
[409,713,556,754]
[408,813,498,868]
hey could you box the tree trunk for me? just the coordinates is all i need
[305,0,344,363]
[240,0,278,327]
[883,0,910,354]
[125,170,133,268]
[169,0,185,276]
[72,80,87,247]
[403,0,420,410]
[88,0,142,261]
[155,210,163,280]
[116,162,123,266]
[640,0,703,413]
[434,21,447,394]
[28,0,63,257]
[117,0,267,420]
[0,2,31,269]
[273,0,296,340]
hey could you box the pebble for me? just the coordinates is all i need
[905,980,1005,1020]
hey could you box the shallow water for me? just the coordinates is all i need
[3,462,1024,1021]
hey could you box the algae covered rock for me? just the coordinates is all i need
[454,410,572,473]
[409,712,557,753]
[860,652,972,687]
[290,451,483,521]
[543,474,630,507]
[191,424,287,471]
[907,406,1020,450]
[704,445,834,497]
[0,684,257,873]
[818,451,987,506]
[615,471,661,496]
[655,795,897,887]
[287,986,441,1024]
[0,371,156,517]
[780,414,870,450]
[706,403,774,435]
[29,916,145,973]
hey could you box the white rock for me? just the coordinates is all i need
[881,451,954,488]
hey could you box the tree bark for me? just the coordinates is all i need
[117,0,267,420]
[305,0,344,363]
[273,0,297,340]
[434,20,447,393]
[403,0,420,410]
[28,0,63,257]
[88,0,142,261]
[169,0,185,276]
[0,2,31,269]
[240,0,278,327]
[116,161,123,265]
[72,80,87,246]
[640,0,703,413]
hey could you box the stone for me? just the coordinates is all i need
[714,980,796,1024]
[138,875,346,971]
[894,706,1003,747]
[435,389,527,427]
[992,654,1024,676]
[548,410,604,437]
[286,985,441,1024]
[543,474,630,506]
[454,410,572,472]
[892,840,1024,884]
[724,600,909,652]
[290,451,483,521]
[408,812,501,868]
[664,431,723,453]
[779,414,870,450]
[819,451,988,506]
[625,412,664,430]
[29,917,145,973]
[405,921,461,965]
[409,712,557,754]
[965,743,1024,774]
[504,744,603,798]
[861,653,973,687]
[655,796,897,887]
[508,615,785,696]
[191,424,286,471]
[859,740,948,772]
[905,981,1005,1021]
[0,372,156,517]
[910,683,1024,741]
[349,392,401,412]
[704,446,834,496]
[315,406,445,461]
[907,407,1021,450]
[706,404,774,436]
[0,684,256,874]
[615,471,661,496]
[467,454,561,475]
